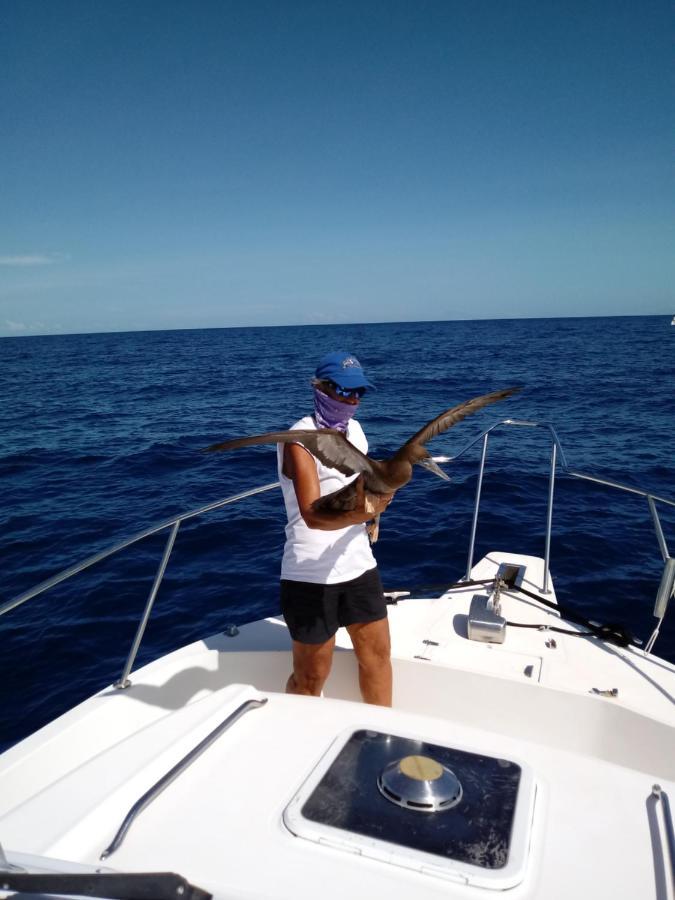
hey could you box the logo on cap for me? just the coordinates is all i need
[342,356,361,369]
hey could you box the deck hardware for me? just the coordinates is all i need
[650,784,675,893]
[384,591,410,604]
[590,688,618,697]
[523,665,534,678]
[486,584,505,617]
[378,755,463,812]
[492,577,503,614]
[496,563,526,590]
[413,655,431,661]
[100,697,267,860]
[468,594,506,643]
[423,639,439,646]
[223,624,239,637]
[545,638,557,649]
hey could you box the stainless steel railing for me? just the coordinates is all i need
[2,419,674,667]
[0,481,280,687]
[451,419,675,651]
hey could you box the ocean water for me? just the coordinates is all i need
[1,316,674,751]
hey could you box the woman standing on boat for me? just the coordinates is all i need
[277,350,393,706]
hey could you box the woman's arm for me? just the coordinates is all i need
[283,443,391,531]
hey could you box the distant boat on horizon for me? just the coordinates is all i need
[672,315,675,325]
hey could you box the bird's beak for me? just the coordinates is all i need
[417,456,451,481]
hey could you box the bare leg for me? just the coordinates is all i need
[286,637,335,696]
[346,618,392,706]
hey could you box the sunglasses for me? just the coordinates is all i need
[327,381,366,399]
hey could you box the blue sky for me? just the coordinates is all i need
[2,0,673,336]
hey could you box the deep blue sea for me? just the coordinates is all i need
[1,316,674,751]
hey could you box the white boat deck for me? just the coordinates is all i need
[1,553,674,899]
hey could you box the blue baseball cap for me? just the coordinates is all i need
[314,350,376,390]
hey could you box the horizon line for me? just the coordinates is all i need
[0,311,670,341]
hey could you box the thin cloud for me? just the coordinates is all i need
[0,253,67,267]
[2,319,63,334]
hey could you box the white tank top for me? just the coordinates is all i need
[277,415,377,584]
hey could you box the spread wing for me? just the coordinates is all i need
[203,429,376,478]
[402,386,521,449]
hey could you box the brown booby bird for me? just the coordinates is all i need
[204,386,520,541]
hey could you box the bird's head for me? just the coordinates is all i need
[415,449,451,481]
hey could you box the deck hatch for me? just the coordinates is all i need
[284,729,536,889]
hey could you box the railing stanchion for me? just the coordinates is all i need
[115,520,181,689]
[648,496,671,562]
[465,433,489,581]
[543,441,557,594]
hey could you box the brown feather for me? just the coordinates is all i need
[204,429,376,478]
[400,386,520,451]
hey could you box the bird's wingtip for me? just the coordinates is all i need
[201,440,231,453]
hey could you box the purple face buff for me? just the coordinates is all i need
[313,387,357,432]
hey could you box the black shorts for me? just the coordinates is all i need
[280,567,387,645]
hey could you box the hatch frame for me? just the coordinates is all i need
[282,726,538,890]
